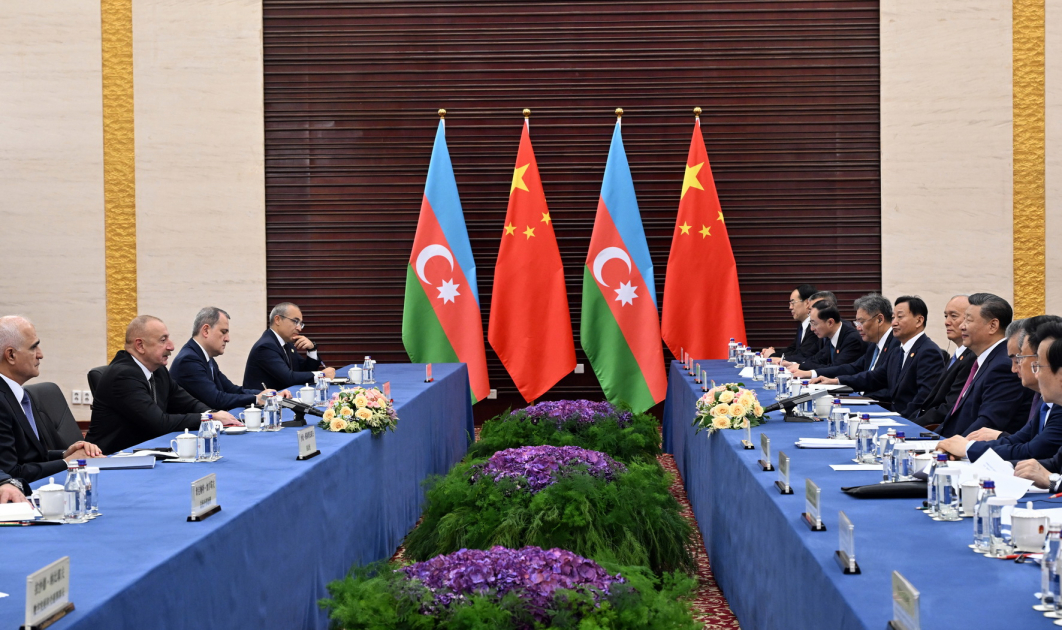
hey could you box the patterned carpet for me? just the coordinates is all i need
[391,428,741,628]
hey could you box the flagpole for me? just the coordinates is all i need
[523,108,530,129]
[615,107,623,127]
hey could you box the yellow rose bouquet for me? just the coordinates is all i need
[318,387,399,437]
[693,383,765,435]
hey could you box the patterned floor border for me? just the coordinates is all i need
[390,429,740,628]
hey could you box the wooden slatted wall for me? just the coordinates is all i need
[263,0,880,413]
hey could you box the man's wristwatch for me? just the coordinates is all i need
[0,477,25,493]
[1049,473,1061,493]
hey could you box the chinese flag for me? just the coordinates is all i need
[488,115,576,402]
[661,114,746,359]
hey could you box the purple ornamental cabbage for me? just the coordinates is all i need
[510,399,633,428]
[470,445,626,493]
[402,546,624,618]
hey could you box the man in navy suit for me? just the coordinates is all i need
[1013,322,1062,489]
[170,307,290,410]
[0,316,101,486]
[786,301,866,370]
[243,303,336,390]
[761,284,820,363]
[941,316,1062,462]
[936,293,1032,437]
[815,296,944,417]
[798,294,897,401]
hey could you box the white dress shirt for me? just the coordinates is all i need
[899,331,925,368]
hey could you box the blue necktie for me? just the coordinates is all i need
[1041,403,1051,432]
[869,345,881,370]
[948,353,957,368]
[20,392,40,441]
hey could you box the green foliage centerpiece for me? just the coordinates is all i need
[321,546,700,629]
[403,445,694,575]
[466,400,661,463]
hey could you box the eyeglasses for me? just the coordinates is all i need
[1011,353,1036,365]
[1032,362,1042,374]
[279,315,305,330]
[788,300,799,306]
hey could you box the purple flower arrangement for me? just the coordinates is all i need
[470,445,626,493]
[511,399,633,428]
[403,546,623,614]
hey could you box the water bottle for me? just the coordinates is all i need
[855,422,877,464]
[264,393,280,431]
[63,461,85,523]
[926,453,948,516]
[973,479,996,553]
[742,349,754,371]
[776,369,791,399]
[934,468,961,521]
[828,399,843,438]
[728,338,738,362]
[881,429,897,482]
[752,353,764,381]
[988,497,1016,557]
[764,359,776,390]
[314,372,329,405]
[1042,523,1062,611]
[85,466,100,517]
[799,381,813,415]
[735,346,746,368]
[197,414,214,462]
[888,431,907,482]
[75,460,93,518]
[363,356,375,384]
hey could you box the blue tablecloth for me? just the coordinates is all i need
[663,360,1045,630]
[0,363,473,630]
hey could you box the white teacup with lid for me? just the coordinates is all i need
[298,384,315,405]
[171,429,197,459]
[38,477,65,518]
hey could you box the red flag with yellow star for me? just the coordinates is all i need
[661,113,746,359]
[488,115,576,402]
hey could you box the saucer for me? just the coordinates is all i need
[223,427,248,435]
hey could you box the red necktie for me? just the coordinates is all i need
[950,359,980,416]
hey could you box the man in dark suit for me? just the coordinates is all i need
[816,296,945,417]
[942,317,1062,462]
[935,293,1032,437]
[911,295,974,427]
[761,284,820,363]
[1013,323,1062,488]
[0,316,101,486]
[86,315,241,455]
[243,303,336,390]
[787,301,866,370]
[170,307,289,411]
[800,294,897,402]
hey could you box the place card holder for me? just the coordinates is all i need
[694,363,702,384]
[758,433,773,470]
[742,418,754,449]
[296,425,321,461]
[775,451,793,494]
[187,473,221,522]
[888,571,920,630]
[21,557,74,630]
[834,510,861,574]
[425,363,434,383]
[801,478,826,531]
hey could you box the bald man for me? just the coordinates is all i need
[86,315,241,455]
[0,315,101,488]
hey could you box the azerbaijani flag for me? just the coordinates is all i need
[580,115,667,413]
[402,116,490,403]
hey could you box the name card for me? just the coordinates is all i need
[803,479,825,530]
[24,557,73,629]
[694,363,702,384]
[891,571,920,630]
[759,433,773,471]
[383,381,391,401]
[776,451,793,494]
[425,363,433,383]
[188,473,220,522]
[836,511,859,573]
[297,425,320,461]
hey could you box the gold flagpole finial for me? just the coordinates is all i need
[693,107,702,118]
[438,109,446,119]
[523,108,531,119]
[615,108,623,119]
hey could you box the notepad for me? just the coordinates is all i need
[86,455,157,470]
[796,438,856,449]
[830,464,883,471]
[0,502,41,522]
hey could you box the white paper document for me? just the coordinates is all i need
[86,455,157,469]
[954,449,1034,499]
[796,438,856,449]
[863,411,901,417]
[868,419,904,427]
[739,367,754,378]
[838,399,874,406]
[0,502,41,522]
[831,464,883,471]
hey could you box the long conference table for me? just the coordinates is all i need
[0,363,473,629]
[663,360,1045,630]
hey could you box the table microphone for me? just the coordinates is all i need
[278,397,324,427]
[761,388,833,414]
